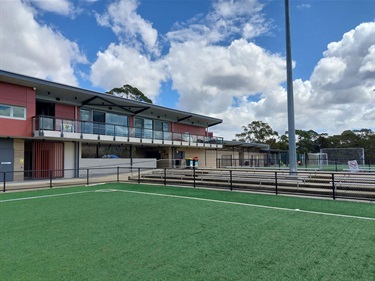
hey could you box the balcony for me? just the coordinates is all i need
[32,115,224,148]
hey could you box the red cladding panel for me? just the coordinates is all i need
[173,123,206,135]
[0,82,36,137]
[33,141,64,178]
[55,103,75,119]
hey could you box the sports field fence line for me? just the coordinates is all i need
[1,166,374,201]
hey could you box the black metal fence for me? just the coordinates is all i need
[2,167,374,201]
[217,157,375,171]
[129,167,375,201]
[1,166,139,192]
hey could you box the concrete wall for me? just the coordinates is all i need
[79,158,157,177]
[205,150,218,168]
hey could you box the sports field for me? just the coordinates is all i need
[1,183,374,280]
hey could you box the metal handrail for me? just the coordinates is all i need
[31,115,223,145]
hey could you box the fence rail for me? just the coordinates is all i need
[2,167,374,201]
[216,157,375,171]
[129,167,375,201]
[32,115,224,146]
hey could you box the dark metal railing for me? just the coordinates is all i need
[1,167,374,201]
[130,167,375,201]
[216,157,375,172]
[31,115,224,146]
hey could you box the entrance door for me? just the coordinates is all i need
[174,151,184,167]
[36,101,55,130]
[0,139,14,182]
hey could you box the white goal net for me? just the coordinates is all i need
[320,148,365,166]
[308,153,328,168]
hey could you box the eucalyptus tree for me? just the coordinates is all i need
[107,84,153,104]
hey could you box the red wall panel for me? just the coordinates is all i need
[0,82,36,137]
[172,123,206,136]
[33,141,64,178]
[55,103,75,119]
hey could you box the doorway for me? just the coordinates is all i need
[0,139,14,182]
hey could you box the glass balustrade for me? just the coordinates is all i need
[32,115,223,146]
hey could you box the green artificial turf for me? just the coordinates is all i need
[0,183,374,280]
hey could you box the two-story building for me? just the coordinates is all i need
[0,70,274,183]
[0,70,228,182]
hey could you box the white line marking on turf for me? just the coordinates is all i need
[1,188,373,221]
[87,183,106,187]
[0,189,114,203]
[95,189,118,192]
[115,189,375,221]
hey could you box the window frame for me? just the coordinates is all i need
[0,104,26,120]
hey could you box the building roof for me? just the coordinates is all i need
[223,140,270,150]
[0,69,222,128]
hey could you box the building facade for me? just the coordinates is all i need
[0,70,228,181]
[0,70,272,183]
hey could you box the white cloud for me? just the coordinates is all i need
[89,0,284,140]
[26,0,75,16]
[95,0,158,54]
[266,22,375,137]
[297,4,311,10]
[165,39,286,114]
[90,0,165,101]
[167,0,269,44]
[2,0,372,144]
[309,22,375,106]
[311,57,347,88]
[206,22,375,140]
[212,0,264,18]
[90,43,166,99]
[0,0,87,86]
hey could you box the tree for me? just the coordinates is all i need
[295,129,319,154]
[313,133,329,152]
[235,121,279,145]
[275,133,289,150]
[354,129,375,161]
[107,84,153,103]
[233,121,374,162]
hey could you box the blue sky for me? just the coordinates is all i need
[1,0,374,140]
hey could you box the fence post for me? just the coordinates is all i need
[117,167,120,183]
[49,169,53,188]
[86,169,89,186]
[335,160,338,172]
[230,170,233,191]
[138,168,141,184]
[164,168,167,186]
[193,167,196,188]
[332,173,336,200]
[275,171,278,195]
[3,172,6,192]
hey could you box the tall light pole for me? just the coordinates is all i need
[284,0,297,174]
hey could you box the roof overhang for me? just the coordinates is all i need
[0,70,223,128]
[223,140,270,151]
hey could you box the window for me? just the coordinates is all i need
[80,109,92,133]
[80,109,129,136]
[135,118,170,140]
[134,117,144,138]
[81,143,132,158]
[154,120,169,140]
[106,113,128,136]
[0,104,26,119]
[93,111,105,135]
